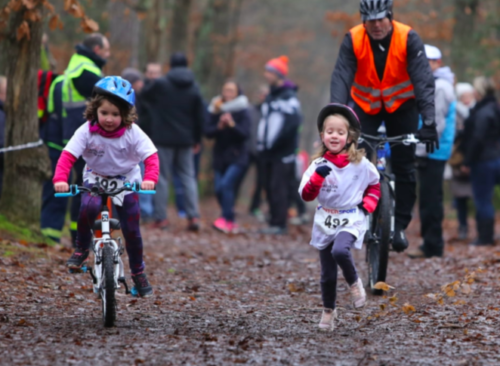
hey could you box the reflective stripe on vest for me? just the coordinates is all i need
[62,54,102,110]
[350,21,415,115]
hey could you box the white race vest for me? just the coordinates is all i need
[311,205,368,250]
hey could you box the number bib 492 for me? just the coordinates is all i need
[314,206,360,236]
[83,166,138,206]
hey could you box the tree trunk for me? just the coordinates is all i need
[451,0,479,80]
[193,0,244,99]
[169,0,193,54]
[144,0,165,63]
[0,4,52,228]
[108,0,141,73]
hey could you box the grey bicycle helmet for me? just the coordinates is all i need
[360,0,393,21]
[317,103,361,133]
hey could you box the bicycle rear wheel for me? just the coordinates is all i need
[101,245,117,327]
[366,179,392,295]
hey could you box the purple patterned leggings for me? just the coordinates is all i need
[76,191,145,274]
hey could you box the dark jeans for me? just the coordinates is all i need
[355,103,419,230]
[172,150,201,215]
[76,189,145,274]
[70,157,86,244]
[249,154,265,213]
[470,158,500,221]
[417,158,446,257]
[455,197,469,228]
[215,164,245,222]
[319,232,358,310]
[41,147,69,242]
[263,159,295,228]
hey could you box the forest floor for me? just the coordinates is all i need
[0,200,499,366]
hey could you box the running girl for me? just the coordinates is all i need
[53,76,159,297]
[299,104,380,330]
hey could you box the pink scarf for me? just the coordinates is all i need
[89,121,127,138]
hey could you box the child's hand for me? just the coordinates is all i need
[54,182,69,192]
[141,180,155,191]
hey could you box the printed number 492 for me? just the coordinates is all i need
[97,177,118,191]
[324,216,348,229]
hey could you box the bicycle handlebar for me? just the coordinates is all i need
[55,182,155,198]
[359,133,421,148]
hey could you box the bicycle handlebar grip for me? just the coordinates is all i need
[55,184,80,197]
[55,192,74,197]
[138,190,156,195]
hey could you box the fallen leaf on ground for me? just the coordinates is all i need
[373,282,395,291]
[402,303,416,315]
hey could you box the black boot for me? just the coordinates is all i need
[392,225,409,253]
[470,219,495,246]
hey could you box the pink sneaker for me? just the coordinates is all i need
[213,217,230,233]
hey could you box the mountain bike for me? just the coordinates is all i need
[359,133,420,295]
[56,181,155,327]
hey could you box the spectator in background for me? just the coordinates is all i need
[206,79,251,234]
[247,85,268,222]
[257,55,302,235]
[449,82,475,240]
[122,68,154,223]
[141,52,204,231]
[462,77,500,246]
[409,45,456,259]
[144,61,191,219]
[145,62,163,81]
[41,33,108,245]
[0,76,6,196]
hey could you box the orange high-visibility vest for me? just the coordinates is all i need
[350,21,415,115]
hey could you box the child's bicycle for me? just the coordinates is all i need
[359,133,420,295]
[55,181,155,327]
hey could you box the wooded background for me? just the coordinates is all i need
[2,0,500,152]
[0,0,499,226]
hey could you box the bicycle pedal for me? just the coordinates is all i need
[130,286,139,297]
[69,265,88,274]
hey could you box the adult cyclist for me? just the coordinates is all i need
[330,0,438,252]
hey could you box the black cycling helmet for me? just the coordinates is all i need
[360,0,393,21]
[317,103,361,133]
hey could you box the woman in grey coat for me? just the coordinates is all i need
[449,83,475,240]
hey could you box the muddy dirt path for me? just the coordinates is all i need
[1,201,499,365]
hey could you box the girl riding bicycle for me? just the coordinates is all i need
[299,104,380,330]
[53,76,159,297]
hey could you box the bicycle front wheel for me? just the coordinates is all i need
[101,245,117,327]
[366,179,392,295]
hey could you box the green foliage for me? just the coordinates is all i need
[0,215,55,245]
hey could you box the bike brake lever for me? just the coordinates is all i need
[403,134,420,145]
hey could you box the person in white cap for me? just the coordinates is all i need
[409,44,456,258]
[449,82,475,240]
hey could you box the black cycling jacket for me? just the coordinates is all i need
[330,25,435,121]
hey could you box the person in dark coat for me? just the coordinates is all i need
[140,52,204,231]
[462,76,500,246]
[206,80,251,234]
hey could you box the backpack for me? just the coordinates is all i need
[38,70,58,124]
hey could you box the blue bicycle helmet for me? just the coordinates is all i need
[93,76,135,107]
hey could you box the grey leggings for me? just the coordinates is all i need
[319,231,358,309]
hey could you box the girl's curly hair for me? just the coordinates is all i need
[84,94,137,128]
